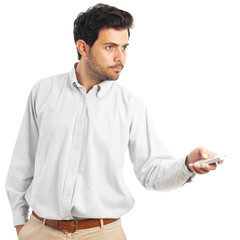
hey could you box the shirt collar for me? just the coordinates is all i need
[69,62,114,100]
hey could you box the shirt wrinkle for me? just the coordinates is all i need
[6,62,193,227]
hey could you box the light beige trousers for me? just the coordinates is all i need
[18,214,127,240]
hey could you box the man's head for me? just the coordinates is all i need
[73,4,133,81]
[73,3,134,60]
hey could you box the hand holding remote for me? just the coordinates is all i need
[185,147,224,174]
[196,154,226,165]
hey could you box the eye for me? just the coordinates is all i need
[122,45,128,51]
[106,45,113,50]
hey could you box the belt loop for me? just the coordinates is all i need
[100,219,104,229]
[42,218,46,226]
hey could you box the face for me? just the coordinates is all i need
[86,28,129,81]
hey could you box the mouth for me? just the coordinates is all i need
[111,67,122,72]
[109,64,124,72]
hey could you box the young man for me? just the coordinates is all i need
[6,4,222,240]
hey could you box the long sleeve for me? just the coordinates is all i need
[6,87,39,226]
[128,98,193,191]
[4,65,195,223]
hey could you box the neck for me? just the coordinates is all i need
[75,60,102,93]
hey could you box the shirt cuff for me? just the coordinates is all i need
[12,211,29,227]
[179,156,195,183]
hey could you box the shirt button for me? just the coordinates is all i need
[77,121,81,125]
[65,192,71,197]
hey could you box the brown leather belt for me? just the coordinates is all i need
[32,211,119,233]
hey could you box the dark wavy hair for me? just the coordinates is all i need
[73,3,134,60]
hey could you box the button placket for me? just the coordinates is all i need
[62,93,87,217]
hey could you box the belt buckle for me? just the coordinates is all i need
[64,218,77,233]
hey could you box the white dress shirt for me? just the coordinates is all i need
[6,63,193,226]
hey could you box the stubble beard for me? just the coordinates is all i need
[86,51,123,82]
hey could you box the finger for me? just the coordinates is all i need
[200,150,216,160]
[188,164,200,174]
[189,163,208,174]
[198,163,217,173]
[194,163,211,174]
[207,163,217,170]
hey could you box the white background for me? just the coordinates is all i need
[0,0,239,239]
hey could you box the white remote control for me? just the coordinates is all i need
[196,154,226,165]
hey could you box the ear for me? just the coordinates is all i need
[76,40,90,58]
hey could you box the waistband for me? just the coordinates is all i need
[32,211,120,233]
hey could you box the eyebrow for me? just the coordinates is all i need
[103,42,129,47]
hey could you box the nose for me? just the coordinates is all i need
[114,48,125,63]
